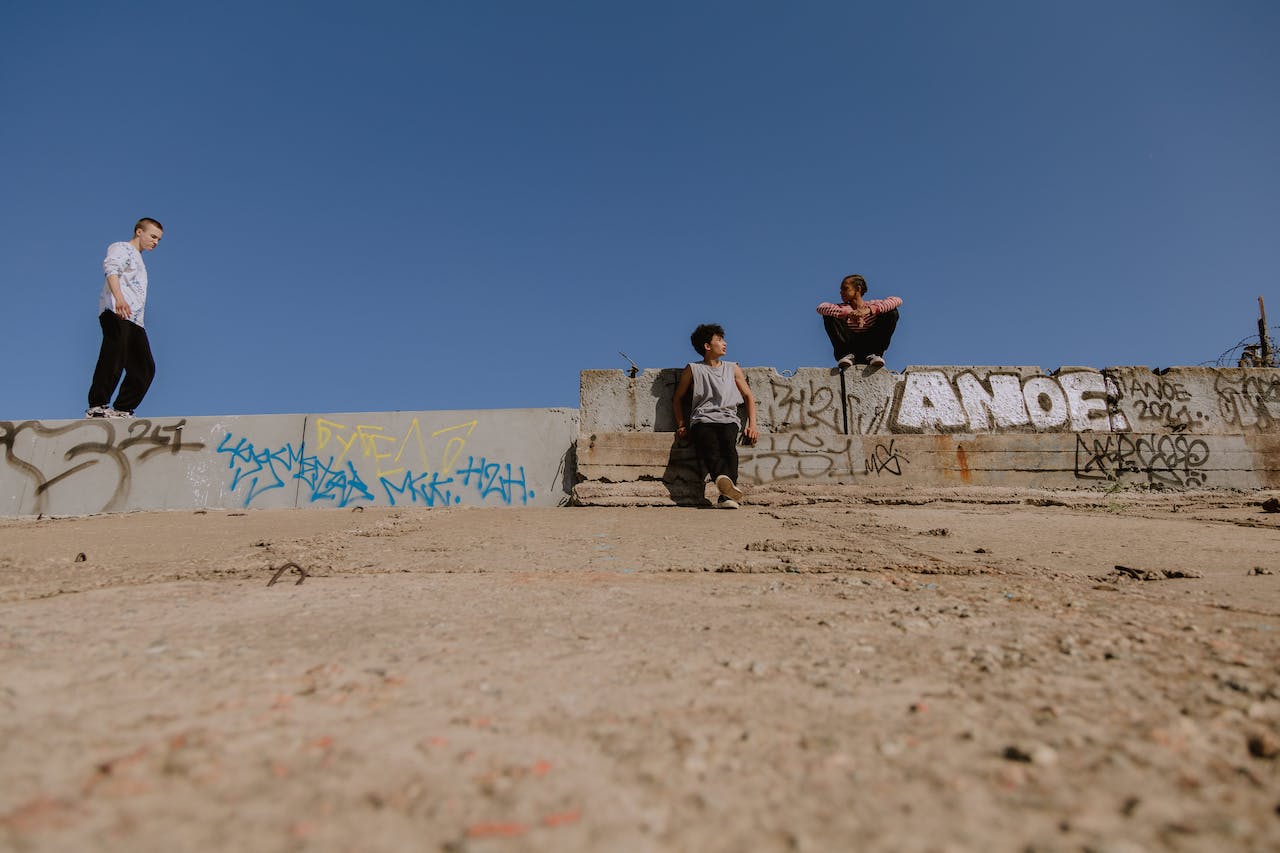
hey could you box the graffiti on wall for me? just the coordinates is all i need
[0,419,205,515]
[1074,433,1211,488]
[1215,373,1280,431]
[865,439,910,476]
[765,376,842,432]
[740,434,859,484]
[1111,374,1205,433]
[891,370,1115,434]
[217,417,535,508]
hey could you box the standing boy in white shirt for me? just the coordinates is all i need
[86,217,163,418]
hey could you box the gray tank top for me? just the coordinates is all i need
[688,361,744,425]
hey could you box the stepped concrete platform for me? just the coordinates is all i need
[573,365,1280,505]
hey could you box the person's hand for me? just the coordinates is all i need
[744,425,759,445]
[676,425,688,440]
[114,300,132,319]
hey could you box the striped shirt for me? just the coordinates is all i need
[817,296,902,332]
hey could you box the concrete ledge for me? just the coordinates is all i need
[1,408,577,517]
[581,366,1280,436]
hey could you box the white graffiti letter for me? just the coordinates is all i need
[895,371,967,431]
[1056,371,1111,432]
[955,372,1029,431]
[1022,377,1069,430]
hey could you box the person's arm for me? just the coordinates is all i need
[105,274,132,319]
[867,296,903,315]
[103,247,133,319]
[672,365,693,440]
[733,364,759,445]
[817,301,851,317]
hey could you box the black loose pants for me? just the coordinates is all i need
[88,310,155,413]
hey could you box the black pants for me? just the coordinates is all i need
[823,308,899,362]
[88,311,155,412]
[689,422,739,484]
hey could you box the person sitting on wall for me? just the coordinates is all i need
[816,274,902,372]
[672,323,759,509]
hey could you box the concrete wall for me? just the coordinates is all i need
[0,409,577,517]
[7,366,1277,515]
[576,366,1280,500]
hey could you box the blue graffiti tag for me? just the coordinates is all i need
[218,434,373,508]
[456,455,533,505]
[380,469,460,507]
[216,434,305,506]
[218,434,533,508]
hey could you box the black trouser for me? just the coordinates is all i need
[689,422,739,484]
[88,311,155,412]
[823,308,899,362]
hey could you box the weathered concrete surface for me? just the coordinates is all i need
[8,367,1276,515]
[574,366,1280,503]
[0,409,577,517]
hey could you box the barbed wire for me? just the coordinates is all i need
[1200,324,1280,367]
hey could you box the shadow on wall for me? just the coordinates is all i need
[649,368,685,432]
[555,443,577,505]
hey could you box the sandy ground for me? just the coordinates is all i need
[1,486,1279,853]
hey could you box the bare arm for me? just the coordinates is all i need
[733,364,759,445]
[672,365,693,440]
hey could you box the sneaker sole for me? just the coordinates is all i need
[715,475,744,502]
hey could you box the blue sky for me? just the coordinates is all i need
[3,1,1277,419]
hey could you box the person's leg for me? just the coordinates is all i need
[689,423,726,481]
[114,323,156,414]
[849,309,900,363]
[823,315,856,362]
[87,311,127,409]
[709,423,743,503]
[865,308,899,358]
[715,423,739,485]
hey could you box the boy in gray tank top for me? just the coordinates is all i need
[672,323,759,508]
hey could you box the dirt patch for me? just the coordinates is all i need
[1,488,1278,851]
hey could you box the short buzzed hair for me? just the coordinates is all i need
[134,217,164,234]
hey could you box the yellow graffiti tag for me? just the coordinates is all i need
[432,420,478,473]
[310,418,475,480]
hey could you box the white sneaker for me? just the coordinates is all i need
[717,497,740,509]
[104,408,134,418]
[836,355,856,371]
[867,354,885,369]
[715,475,744,501]
[85,406,109,418]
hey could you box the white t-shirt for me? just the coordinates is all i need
[98,241,149,328]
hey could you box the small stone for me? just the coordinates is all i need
[1030,744,1059,766]
[1249,567,1274,576]
[74,552,87,562]
[1247,731,1280,760]
[1261,498,1280,513]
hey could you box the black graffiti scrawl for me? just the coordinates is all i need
[0,419,205,515]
